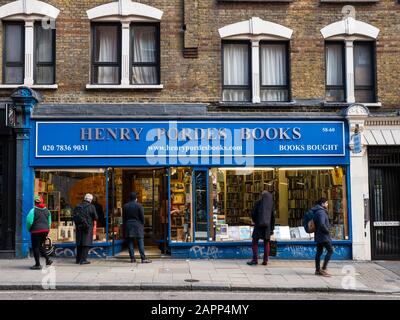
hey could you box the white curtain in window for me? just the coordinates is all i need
[223,44,249,101]
[261,44,287,101]
[97,26,118,84]
[132,26,157,84]
[326,44,343,86]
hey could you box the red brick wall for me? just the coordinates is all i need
[0,0,398,108]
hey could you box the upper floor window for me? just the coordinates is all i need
[34,22,56,85]
[0,0,59,88]
[219,17,293,103]
[260,42,289,102]
[92,24,121,85]
[321,16,379,104]
[222,42,250,102]
[86,0,163,89]
[131,24,159,85]
[3,22,24,84]
[325,42,345,102]
[354,42,375,103]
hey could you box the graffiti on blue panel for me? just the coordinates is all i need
[54,246,107,258]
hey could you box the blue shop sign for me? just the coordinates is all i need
[31,121,348,167]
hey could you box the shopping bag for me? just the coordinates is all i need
[42,237,55,256]
[269,240,277,257]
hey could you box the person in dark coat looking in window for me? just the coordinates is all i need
[75,193,98,265]
[313,198,333,277]
[123,192,151,263]
[247,190,275,266]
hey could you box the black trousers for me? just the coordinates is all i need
[315,241,333,271]
[76,246,90,263]
[31,232,49,266]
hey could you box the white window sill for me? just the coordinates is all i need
[86,84,164,90]
[362,102,382,108]
[0,84,58,89]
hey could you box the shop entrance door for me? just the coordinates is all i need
[123,169,167,248]
[369,147,400,260]
[109,168,168,256]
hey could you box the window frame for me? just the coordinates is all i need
[130,22,160,85]
[325,41,346,103]
[2,21,25,85]
[221,40,252,102]
[353,41,377,103]
[33,21,56,85]
[259,40,291,102]
[91,22,122,85]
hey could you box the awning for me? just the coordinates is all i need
[364,128,400,145]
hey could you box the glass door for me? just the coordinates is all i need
[107,168,168,255]
[193,169,208,242]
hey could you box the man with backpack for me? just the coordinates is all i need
[310,198,333,277]
[247,190,275,266]
[73,193,98,265]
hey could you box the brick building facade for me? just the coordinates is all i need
[0,0,398,107]
[0,0,398,260]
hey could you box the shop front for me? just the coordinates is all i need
[29,120,352,259]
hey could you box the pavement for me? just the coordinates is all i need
[0,258,399,295]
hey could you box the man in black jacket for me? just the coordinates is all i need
[74,193,98,265]
[247,191,275,266]
[123,192,151,263]
[312,198,333,277]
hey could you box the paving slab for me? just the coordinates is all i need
[0,258,399,294]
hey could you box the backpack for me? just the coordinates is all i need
[72,204,89,231]
[303,209,316,234]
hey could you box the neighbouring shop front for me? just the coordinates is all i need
[0,104,16,258]
[368,146,400,260]
[27,119,352,259]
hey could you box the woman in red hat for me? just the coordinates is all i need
[26,196,53,269]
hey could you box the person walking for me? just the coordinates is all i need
[123,192,151,263]
[312,198,333,277]
[247,190,275,266]
[26,196,53,270]
[74,193,98,265]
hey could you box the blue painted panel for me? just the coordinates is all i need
[171,243,352,260]
[53,241,124,258]
[31,121,349,167]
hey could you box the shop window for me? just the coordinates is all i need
[131,24,160,85]
[354,42,376,103]
[34,22,56,85]
[34,169,107,243]
[210,167,349,242]
[222,42,251,102]
[91,24,121,85]
[170,167,193,242]
[3,22,24,84]
[260,42,289,102]
[325,42,345,102]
